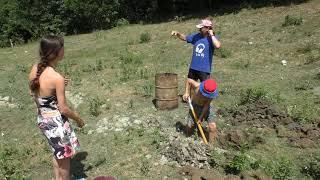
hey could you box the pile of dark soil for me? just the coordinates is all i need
[217,100,320,149]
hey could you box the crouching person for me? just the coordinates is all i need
[185,78,218,143]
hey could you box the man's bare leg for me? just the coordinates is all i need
[208,122,217,143]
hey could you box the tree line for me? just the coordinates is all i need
[0,0,307,47]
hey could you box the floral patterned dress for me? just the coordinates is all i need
[35,95,80,159]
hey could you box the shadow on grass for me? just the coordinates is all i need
[71,151,89,179]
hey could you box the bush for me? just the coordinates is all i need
[209,149,227,168]
[120,51,142,65]
[302,153,320,179]
[119,0,158,22]
[140,32,151,43]
[64,0,120,34]
[240,87,268,105]
[89,97,104,117]
[226,153,257,174]
[0,145,31,179]
[287,103,317,123]
[282,15,303,27]
[116,18,130,27]
[263,157,295,180]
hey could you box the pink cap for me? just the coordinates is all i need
[196,19,213,29]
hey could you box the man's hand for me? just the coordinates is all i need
[183,93,190,102]
[209,30,215,36]
[171,30,178,36]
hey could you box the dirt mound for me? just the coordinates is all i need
[180,166,241,180]
[218,129,265,149]
[161,135,211,169]
[217,100,320,149]
[220,100,293,128]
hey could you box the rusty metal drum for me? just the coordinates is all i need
[155,73,178,110]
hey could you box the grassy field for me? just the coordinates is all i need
[1,0,320,179]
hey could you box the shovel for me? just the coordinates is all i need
[188,97,208,144]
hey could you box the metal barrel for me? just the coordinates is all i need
[155,73,178,110]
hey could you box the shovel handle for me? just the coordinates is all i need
[188,97,208,144]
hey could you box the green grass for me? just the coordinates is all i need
[1,0,320,179]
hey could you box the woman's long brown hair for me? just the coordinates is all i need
[29,35,64,93]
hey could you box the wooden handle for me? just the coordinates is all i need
[188,97,208,144]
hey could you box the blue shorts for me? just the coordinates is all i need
[187,103,216,127]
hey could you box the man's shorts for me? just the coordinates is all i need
[187,69,210,82]
[187,103,216,127]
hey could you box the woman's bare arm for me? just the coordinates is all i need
[55,74,84,127]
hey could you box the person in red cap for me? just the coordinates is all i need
[171,19,221,102]
[185,78,218,143]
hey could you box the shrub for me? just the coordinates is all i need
[282,15,303,27]
[315,72,320,80]
[0,145,31,179]
[287,103,316,123]
[304,54,319,65]
[116,18,130,27]
[209,149,227,168]
[89,97,104,117]
[240,87,268,105]
[120,52,142,65]
[135,81,154,97]
[263,157,295,180]
[140,158,151,175]
[226,153,255,174]
[302,153,320,179]
[140,32,151,43]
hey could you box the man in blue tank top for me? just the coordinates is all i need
[171,19,221,102]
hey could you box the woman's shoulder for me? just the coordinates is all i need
[47,67,64,80]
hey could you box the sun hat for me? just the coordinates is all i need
[196,19,213,29]
[199,79,218,99]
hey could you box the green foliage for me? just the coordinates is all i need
[119,0,158,22]
[116,18,130,27]
[240,87,268,105]
[209,149,227,168]
[119,50,146,82]
[89,97,104,117]
[302,153,320,179]
[15,64,27,73]
[140,158,151,175]
[287,103,317,123]
[120,51,142,65]
[0,144,31,179]
[226,152,258,174]
[297,43,314,54]
[142,83,154,97]
[151,128,165,150]
[0,0,120,46]
[304,54,320,65]
[135,81,154,97]
[64,0,120,34]
[282,15,303,27]
[0,0,66,46]
[262,157,295,180]
[140,32,151,43]
[315,72,320,80]
[82,59,105,73]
